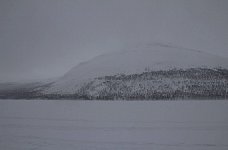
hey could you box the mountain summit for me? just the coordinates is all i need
[44,43,228,94]
[1,44,227,100]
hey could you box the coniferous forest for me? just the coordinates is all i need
[0,68,228,100]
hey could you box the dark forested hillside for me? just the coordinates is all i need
[75,68,228,100]
[0,68,228,100]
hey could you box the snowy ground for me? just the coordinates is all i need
[0,100,228,150]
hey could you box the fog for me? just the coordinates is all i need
[1,0,228,82]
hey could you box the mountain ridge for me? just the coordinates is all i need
[43,44,228,94]
[1,43,228,100]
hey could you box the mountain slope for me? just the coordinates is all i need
[44,44,228,94]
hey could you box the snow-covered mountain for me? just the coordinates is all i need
[43,43,228,94]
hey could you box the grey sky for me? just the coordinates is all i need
[0,0,228,82]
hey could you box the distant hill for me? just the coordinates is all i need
[1,43,228,100]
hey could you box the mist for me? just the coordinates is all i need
[1,0,228,82]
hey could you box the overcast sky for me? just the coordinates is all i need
[0,0,228,82]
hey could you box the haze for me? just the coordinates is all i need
[0,0,228,82]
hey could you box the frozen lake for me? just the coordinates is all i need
[0,100,228,150]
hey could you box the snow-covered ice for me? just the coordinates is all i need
[0,100,228,150]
